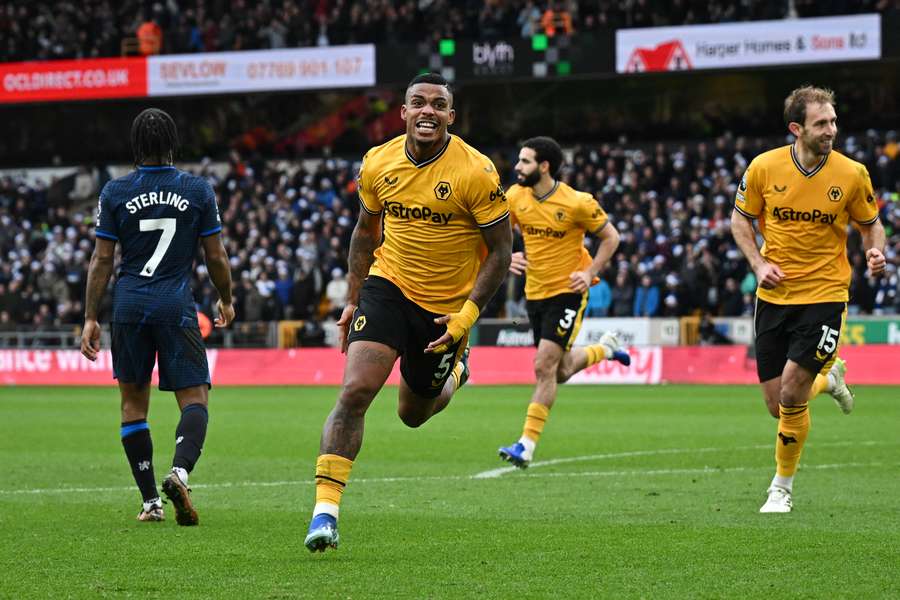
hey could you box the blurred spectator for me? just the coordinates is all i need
[660,273,685,317]
[236,276,264,322]
[517,1,542,37]
[274,266,294,314]
[611,271,635,317]
[137,18,162,55]
[719,277,744,316]
[586,278,611,317]
[541,1,575,36]
[633,274,660,316]
[290,263,320,320]
[325,267,348,319]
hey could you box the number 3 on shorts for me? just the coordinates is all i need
[559,308,577,330]
[818,325,839,353]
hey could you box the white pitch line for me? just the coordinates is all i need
[473,440,886,479]
[502,462,886,480]
[0,462,887,497]
[0,439,891,497]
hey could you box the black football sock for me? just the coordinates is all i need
[172,403,208,473]
[121,419,158,502]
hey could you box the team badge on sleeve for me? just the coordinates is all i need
[735,173,747,204]
[489,183,506,202]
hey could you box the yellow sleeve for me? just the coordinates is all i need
[734,161,763,218]
[466,159,510,228]
[579,193,609,233]
[848,165,879,225]
[357,151,382,214]
[505,185,521,229]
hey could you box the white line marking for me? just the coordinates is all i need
[474,440,887,479]
[0,462,888,497]
[504,462,885,480]
[0,439,891,497]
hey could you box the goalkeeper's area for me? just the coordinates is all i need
[2,384,898,598]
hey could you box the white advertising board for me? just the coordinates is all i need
[617,14,880,73]
[148,45,375,96]
[574,318,652,347]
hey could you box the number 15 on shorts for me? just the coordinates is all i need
[818,325,839,354]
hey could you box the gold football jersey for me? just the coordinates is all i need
[357,134,509,314]
[507,181,609,300]
[735,145,879,304]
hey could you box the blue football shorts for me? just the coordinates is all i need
[111,323,211,391]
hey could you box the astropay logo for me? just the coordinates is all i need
[473,42,514,75]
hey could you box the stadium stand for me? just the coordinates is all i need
[1,1,898,344]
[2,0,897,62]
[1,133,897,336]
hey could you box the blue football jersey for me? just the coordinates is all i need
[95,165,222,326]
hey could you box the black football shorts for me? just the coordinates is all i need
[347,276,468,399]
[525,292,588,351]
[754,298,846,382]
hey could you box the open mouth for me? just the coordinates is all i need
[415,120,438,135]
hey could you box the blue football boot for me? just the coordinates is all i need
[305,513,339,553]
[600,331,631,366]
[498,442,530,469]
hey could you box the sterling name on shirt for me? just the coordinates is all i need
[125,191,190,214]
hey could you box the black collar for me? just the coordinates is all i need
[532,180,559,202]
[405,136,451,168]
[790,144,829,178]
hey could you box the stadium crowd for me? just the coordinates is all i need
[1,132,898,336]
[2,0,898,62]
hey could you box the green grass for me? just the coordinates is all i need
[1,384,899,599]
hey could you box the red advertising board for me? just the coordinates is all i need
[0,46,375,104]
[659,344,900,384]
[2,346,897,386]
[0,57,148,103]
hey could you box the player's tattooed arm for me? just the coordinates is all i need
[469,217,513,310]
[84,238,116,321]
[346,209,383,305]
[335,209,383,353]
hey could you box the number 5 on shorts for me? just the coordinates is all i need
[433,352,454,380]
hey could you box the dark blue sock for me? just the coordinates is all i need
[121,419,158,502]
[173,403,208,473]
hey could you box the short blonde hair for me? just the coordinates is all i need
[784,85,836,127]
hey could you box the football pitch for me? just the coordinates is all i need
[1,384,898,599]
